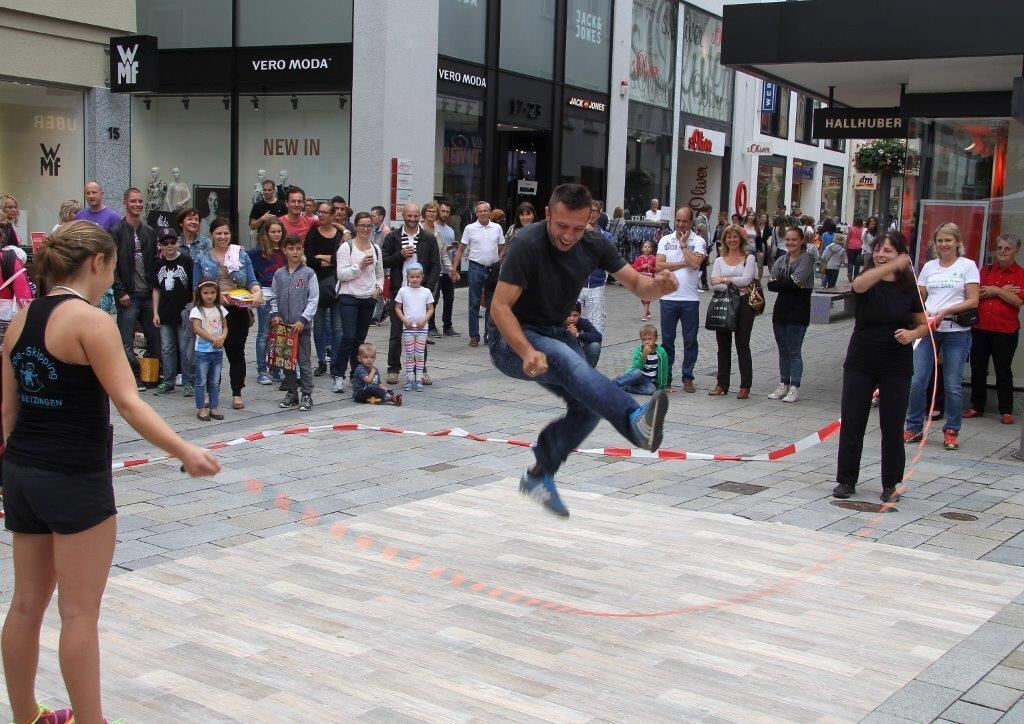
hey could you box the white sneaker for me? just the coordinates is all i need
[767,384,790,400]
[175,373,183,386]
[332,377,346,394]
[782,386,800,403]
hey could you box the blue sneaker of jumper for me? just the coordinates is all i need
[519,468,569,517]
[628,388,669,452]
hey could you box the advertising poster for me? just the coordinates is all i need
[917,199,989,268]
[630,0,676,109]
[679,6,733,124]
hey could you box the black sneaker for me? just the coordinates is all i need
[628,388,669,452]
[153,382,175,395]
[832,483,855,499]
[881,486,900,503]
[279,391,299,408]
[298,394,313,411]
[443,328,461,337]
[313,362,328,377]
[135,377,147,392]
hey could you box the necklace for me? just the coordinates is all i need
[52,285,86,300]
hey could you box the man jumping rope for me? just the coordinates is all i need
[488,184,679,517]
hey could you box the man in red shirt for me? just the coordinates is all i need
[964,233,1024,423]
[279,186,317,239]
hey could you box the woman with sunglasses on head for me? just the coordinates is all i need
[832,232,928,503]
[333,211,385,392]
[964,233,1024,424]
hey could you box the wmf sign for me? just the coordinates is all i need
[109,36,159,93]
[40,144,60,176]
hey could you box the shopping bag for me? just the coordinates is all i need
[705,288,740,331]
[268,321,300,371]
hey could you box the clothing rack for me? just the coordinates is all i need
[616,220,670,263]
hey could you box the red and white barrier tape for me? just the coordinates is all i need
[112,419,842,471]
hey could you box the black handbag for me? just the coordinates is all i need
[318,275,337,307]
[951,308,978,327]
[705,288,740,331]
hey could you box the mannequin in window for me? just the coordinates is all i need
[252,169,267,207]
[146,168,167,213]
[166,167,191,213]
[277,170,290,202]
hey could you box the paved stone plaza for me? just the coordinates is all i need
[4,286,1024,722]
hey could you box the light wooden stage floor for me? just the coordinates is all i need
[19,482,1024,722]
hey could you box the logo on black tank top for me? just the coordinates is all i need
[21,362,44,393]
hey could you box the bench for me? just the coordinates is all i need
[810,290,856,324]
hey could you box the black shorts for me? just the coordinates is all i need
[2,459,116,535]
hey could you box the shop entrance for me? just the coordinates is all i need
[496,126,549,220]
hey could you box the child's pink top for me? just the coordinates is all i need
[633,254,656,275]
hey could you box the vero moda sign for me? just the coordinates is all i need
[109,36,159,93]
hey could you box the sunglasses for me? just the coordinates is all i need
[159,239,177,245]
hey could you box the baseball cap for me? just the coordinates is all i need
[157,227,178,242]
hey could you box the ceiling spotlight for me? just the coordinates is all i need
[291,95,299,111]
[181,96,190,110]
[339,95,347,110]
[222,96,230,110]
[143,96,151,110]
[251,95,259,111]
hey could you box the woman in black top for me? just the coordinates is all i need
[1,221,220,724]
[832,231,927,503]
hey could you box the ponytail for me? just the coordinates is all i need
[33,220,115,296]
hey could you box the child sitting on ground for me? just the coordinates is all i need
[565,301,602,368]
[613,323,669,395]
[352,342,402,405]
[632,240,657,320]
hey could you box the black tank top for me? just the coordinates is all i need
[5,294,111,473]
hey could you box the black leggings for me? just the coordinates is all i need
[837,368,910,490]
[715,296,753,390]
[970,328,1018,415]
[225,305,250,396]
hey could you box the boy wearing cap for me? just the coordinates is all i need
[152,226,195,395]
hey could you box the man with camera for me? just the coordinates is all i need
[382,202,440,385]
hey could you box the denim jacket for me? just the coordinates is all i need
[192,245,258,290]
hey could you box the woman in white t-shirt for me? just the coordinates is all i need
[904,222,980,451]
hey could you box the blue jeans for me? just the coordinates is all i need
[332,295,376,379]
[116,291,159,368]
[467,261,488,341]
[614,368,657,395]
[159,317,193,385]
[313,304,333,364]
[906,330,972,433]
[582,341,601,368]
[490,325,641,477]
[660,299,699,383]
[194,350,223,410]
[254,304,270,374]
[773,323,808,387]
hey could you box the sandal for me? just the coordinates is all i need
[197,410,211,422]
[210,410,224,420]
[232,397,245,410]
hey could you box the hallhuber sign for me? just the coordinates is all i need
[812,107,908,140]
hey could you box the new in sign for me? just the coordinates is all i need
[812,107,908,140]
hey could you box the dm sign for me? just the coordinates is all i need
[813,107,908,140]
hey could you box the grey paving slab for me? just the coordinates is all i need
[963,682,1023,712]
[876,680,970,721]
[942,700,1004,724]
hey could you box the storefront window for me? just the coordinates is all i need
[439,0,488,64]
[500,0,556,80]
[0,81,84,237]
[795,95,817,145]
[131,96,231,232]
[821,165,844,220]
[760,87,790,139]
[561,116,608,196]
[630,0,676,109]
[435,94,485,234]
[625,132,671,217]
[756,155,786,215]
[791,158,815,213]
[679,5,733,124]
[238,0,353,46]
[137,0,231,49]
[565,0,612,93]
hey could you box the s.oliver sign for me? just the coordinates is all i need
[684,125,725,157]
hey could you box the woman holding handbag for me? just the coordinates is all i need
[332,211,386,392]
[767,227,815,403]
[192,218,263,410]
[708,224,756,399]
[904,222,980,450]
